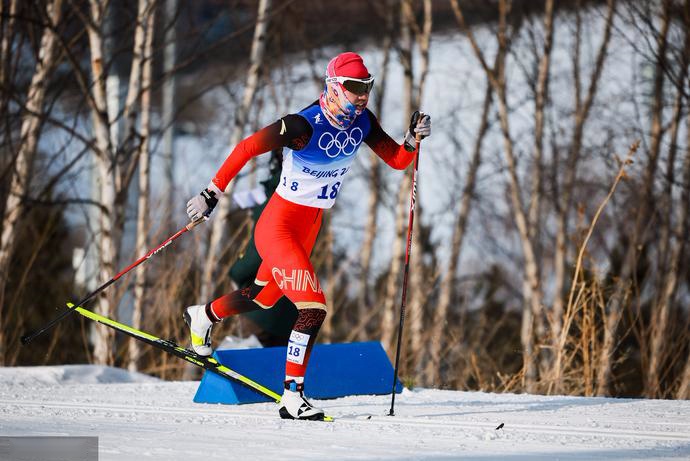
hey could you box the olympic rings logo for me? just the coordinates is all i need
[318,127,363,158]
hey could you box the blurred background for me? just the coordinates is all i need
[1,0,689,400]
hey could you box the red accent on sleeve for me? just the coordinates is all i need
[364,111,416,170]
[211,124,280,191]
[211,115,313,191]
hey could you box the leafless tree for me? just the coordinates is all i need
[524,1,555,377]
[130,0,156,372]
[425,73,494,387]
[81,0,119,365]
[453,0,548,392]
[380,0,415,354]
[200,0,271,303]
[597,0,665,397]
[642,0,690,398]
[161,0,178,231]
[676,62,690,400]
[0,0,64,365]
[356,0,395,341]
[380,0,431,364]
[405,0,432,376]
[551,0,616,391]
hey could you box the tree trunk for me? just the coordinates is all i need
[356,157,380,339]
[425,82,492,386]
[0,0,63,365]
[551,0,616,392]
[356,0,394,341]
[645,0,690,399]
[87,0,118,366]
[120,0,154,157]
[453,0,543,392]
[380,0,415,357]
[381,176,410,354]
[161,0,178,231]
[406,0,432,377]
[130,2,156,372]
[526,2,555,375]
[527,0,554,244]
[675,9,690,402]
[597,0,666,397]
[201,0,271,303]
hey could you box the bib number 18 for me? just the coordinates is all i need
[316,182,341,200]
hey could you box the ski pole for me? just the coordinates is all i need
[20,218,206,345]
[389,134,421,417]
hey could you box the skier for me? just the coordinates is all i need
[185,52,431,420]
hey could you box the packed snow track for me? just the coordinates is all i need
[0,366,689,460]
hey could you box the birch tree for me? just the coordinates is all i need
[161,0,178,230]
[644,0,690,398]
[526,0,555,251]
[674,33,690,403]
[201,0,271,303]
[73,0,157,364]
[425,78,494,387]
[130,1,156,372]
[0,0,64,365]
[405,0,432,375]
[380,0,417,354]
[356,0,395,341]
[597,0,665,396]
[453,0,546,392]
[524,0,554,361]
[82,0,118,365]
[549,0,615,391]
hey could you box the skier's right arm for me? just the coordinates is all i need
[186,115,312,221]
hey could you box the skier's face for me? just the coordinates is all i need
[343,88,369,111]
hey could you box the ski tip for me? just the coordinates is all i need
[323,415,334,422]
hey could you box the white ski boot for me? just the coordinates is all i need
[183,304,214,356]
[278,380,325,421]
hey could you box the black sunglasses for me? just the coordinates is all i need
[326,75,375,95]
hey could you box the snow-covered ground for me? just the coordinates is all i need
[0,366,689,460]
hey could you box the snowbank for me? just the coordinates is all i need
[0,365,161,386]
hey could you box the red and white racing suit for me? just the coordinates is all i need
[206,101,416,379]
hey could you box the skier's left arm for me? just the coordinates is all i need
[364,110,431,170]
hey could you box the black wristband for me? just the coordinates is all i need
[201,188,219,210]
[408,111,421,133]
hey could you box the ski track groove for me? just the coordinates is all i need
[3,399,690,443]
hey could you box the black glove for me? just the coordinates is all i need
[404,111,432,152]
